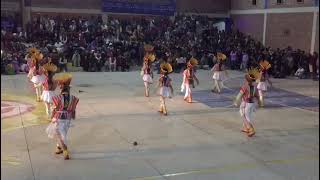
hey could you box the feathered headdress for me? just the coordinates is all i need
[187,57,198,67]
[160,62,173,74]
[27,47,44,65]
[217,52,227,61]
[144,53,156,63]
[54,73,72,87]
[42,62,57,73]
[259,60,271,70]
[245,67,260,82]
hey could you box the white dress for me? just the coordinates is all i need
[212,71,227,81]
[31,74,46,84]
[143,74,153,83]
[257,81,268,91]
[41,90,55,103]
[160,87,171,98]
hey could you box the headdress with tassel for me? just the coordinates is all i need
[27,47,44,66]
[160,62,173,74]
[54,73,72,90]
[259,60,271,71]
[217,52,227,61]
[187,57,198,67]
[245,67,260,82]
[42,62,58,74]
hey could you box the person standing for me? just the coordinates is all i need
[41,62,58,118]
[182,57,199,103]
[158,62,174,116]
[27,48,46,102]
[46,73,79,160]
[211,53,227,93]
[257,60,272,107]
[234,68,261,137]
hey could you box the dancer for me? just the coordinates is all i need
[257,60,272,107]
[158,62,174,115]
[141,44,155,97]
[211,52,227,93]
[234,68,261,137]
[183,57,199,103]
[27,48,46,102]
[47,73,79,160]
[41,61,58,118]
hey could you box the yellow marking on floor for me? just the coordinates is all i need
[1,156,21,166]
[132,155,319,180]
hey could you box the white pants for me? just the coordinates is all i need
[213,80,223,92]
[184,84,191,99]
[239,102,255,123]
[181,82,185,92]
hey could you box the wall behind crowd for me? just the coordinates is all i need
[230,0,319,53]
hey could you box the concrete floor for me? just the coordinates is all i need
[1,70,319,180]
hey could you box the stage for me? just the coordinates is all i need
[1,70,319,180]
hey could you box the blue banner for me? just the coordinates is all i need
[102,0,176,16]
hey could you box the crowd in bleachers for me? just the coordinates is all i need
[1,14,319,80]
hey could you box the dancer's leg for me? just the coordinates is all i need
[258,90,264,107]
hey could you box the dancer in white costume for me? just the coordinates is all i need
[141,44,155,97]
[41,62,58,117]
[27,48,46,102]
[182,57,199,103]
[157,62,174,115]
[234,68,261,137]
[257,60,272,107]
[46,73,79,160]
[211,52,228,93]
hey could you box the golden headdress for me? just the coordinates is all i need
[42,62,57,73]
[54,73,72,87]
[144,44,154,52]
[259,60,271,70]
[27,47,44,64]
[160,62,173,73]
[245,67,260,82]
[188,57,198,67]
[144,53,156,63]
[217,52,227,61]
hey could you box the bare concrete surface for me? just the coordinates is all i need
[1,70,319,180]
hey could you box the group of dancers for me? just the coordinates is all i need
[24,45,272,160]
[140,44,273,137]
[26,48,79,160]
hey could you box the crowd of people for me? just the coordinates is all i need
[1,14,319,80]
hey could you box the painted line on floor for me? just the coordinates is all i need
[131,155,318,180]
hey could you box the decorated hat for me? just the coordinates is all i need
[259,60,271,70]
[144,53,156,63]
[42,62,57,73]
[245,67,260,82]
[217,52,227,61]
[187,57,198,67]
[27,47,44,65]
[160,62,173,74]
[54,73,72,88]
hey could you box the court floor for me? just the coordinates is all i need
[1,70,319,180]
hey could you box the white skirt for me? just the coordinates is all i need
[160,87,171,98]
[239,102,256,123]
[257,82,267,91]
[46,118,71,144]
[212,71,227,81]
[41,90,55,103]
[31,75,46,84]
[142,74,153,83]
